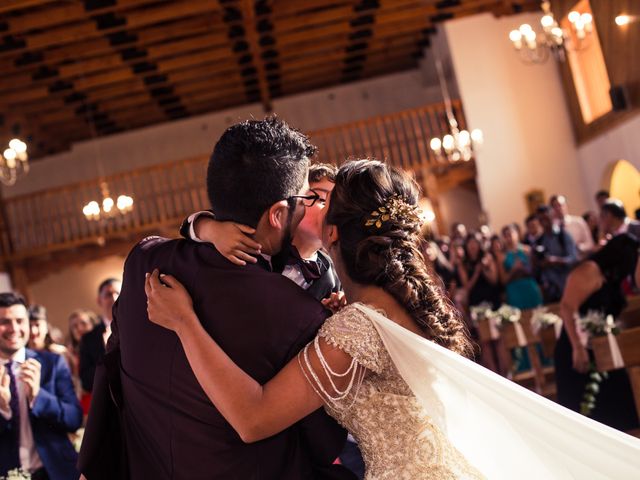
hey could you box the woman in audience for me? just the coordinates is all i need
[556,233,639,431]
[459,232,505,372]
[67,309,99,393]
[458,232,502,309]
[28,304,71,360]
[499,224,542,309]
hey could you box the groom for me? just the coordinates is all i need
[79,117,352,479]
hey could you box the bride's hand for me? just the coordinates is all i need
[145,269,196,334]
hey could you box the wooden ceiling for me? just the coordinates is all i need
[0,0,538,158]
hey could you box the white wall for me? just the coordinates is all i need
[576,113,640,208]
[29,255,125,332]
[4,70,442,199]
[439,185,484,231]
[444,13,589,228]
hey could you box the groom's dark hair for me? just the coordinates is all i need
[207,116,316,227]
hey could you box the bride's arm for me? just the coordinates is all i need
[145,270,362,443]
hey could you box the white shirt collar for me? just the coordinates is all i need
[2,347,25,365]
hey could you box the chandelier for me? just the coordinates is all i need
[83,181,134,221]
[508,1,593,64]
[429,60,483,163]
[0,138,29,186]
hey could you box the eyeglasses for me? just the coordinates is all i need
[288,191,325,208]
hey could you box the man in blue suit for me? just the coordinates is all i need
[0,292,82,480]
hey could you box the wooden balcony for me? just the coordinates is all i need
[0,101,476,267]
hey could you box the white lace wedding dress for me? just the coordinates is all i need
[300,303,640,480]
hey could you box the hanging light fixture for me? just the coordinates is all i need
[429,59,483,163]
[508,1,593,64]
[0,138,29,186]
[82,181,134,221]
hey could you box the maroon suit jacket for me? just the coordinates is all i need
[80,236,351,479]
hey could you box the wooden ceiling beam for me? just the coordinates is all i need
[0,0,53,15]
[239,0,272,112]
[0,0,222,58]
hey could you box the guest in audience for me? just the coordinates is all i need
[594,190,610,211]
[489,234,504,262]
[0,292,82,479]
[459,233,502,309]
[550,195,594,258]
[79,278,120,412]
[535,206,578,304]
[478,224,492,249]
[450,222,467,244]
[556,233,639,431]
[499,224,542,309]
[423,240,456,295]
[28,305,69,361]
[459,232,506,373]
[523,214,543,249]
[66,310,98,395]
[582,211,600,244]
[600,199,640,239]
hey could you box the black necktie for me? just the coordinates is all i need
[287,246,322,283]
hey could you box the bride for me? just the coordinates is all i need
[145,160,640,479]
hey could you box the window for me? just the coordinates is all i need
[563,0,612,124]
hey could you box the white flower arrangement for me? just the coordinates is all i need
[0,469,31,480]
[491,304,522,328]
[579,310,620,338]
[530,307,561,332]
[470,302,494,325]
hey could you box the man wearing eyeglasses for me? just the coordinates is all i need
[181,164,344,306]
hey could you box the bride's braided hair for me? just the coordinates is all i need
[326,160,472,357]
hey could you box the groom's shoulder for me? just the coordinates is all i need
[126,235,224,266]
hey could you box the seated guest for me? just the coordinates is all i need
[79,278,120,413]
[523,214,543,249]
[600,199,640,239]
[550,195,594,258]
[535,206,578,304]
[0,293,82,480]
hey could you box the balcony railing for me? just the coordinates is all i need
[0,100,468,260]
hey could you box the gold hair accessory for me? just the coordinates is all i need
[365,194,423,229]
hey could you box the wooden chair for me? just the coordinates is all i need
[592,327,640,427]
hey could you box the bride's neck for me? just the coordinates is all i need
[343,279,401,316]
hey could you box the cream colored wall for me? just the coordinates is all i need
[443,13,589,229]
[439,186,484,232]
[576,113,640,209]
[29,255,125,333]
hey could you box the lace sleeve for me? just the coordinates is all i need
[298,304,388,412]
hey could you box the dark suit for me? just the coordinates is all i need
[80,237,350,479]
[79,322,106,392]
[1,350,82,480]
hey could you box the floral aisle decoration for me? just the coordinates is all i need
[530,307,562,357]
[530,307,562,333]
[577,311,622,416]
[0,469,31,480]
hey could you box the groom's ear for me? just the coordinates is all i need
[267,200,290,230]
